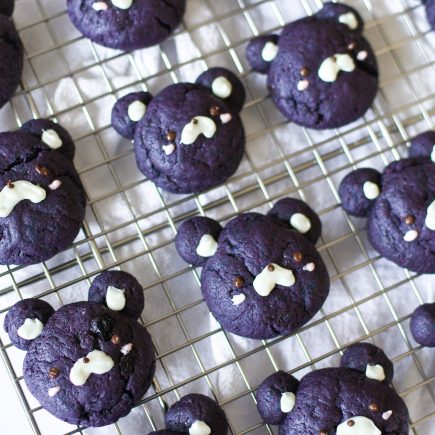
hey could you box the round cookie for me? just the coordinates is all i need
[424,0,435,30]
[0,120,86,265]
[246,2,378,129]
[112,68,246,194]
[339,132,435,274]
[149,394,228,435]
[88,270,145,319]
[67,0,186,51]
[257,343,409,434]
[3,299,55,350]
[176,198,330,340]
[3,272,156,428]
[0,2,23,109]
[410,303,435,347]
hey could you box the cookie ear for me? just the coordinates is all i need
[0,0,15,17]
[165,394,228,435]
[21,119,76,160]
[268,198,322,244]
[339,168,382,217]
[175,217,222,267]
[317,2,364,33]
[196,67,246,114]
[256,371,300,425]
[408,131,435,161]
[246,34,280,74]
[3,299,55,350]
[88,270,144,319]
[340,342,394,384]
[111,92,153,139]
[410,303,435,347]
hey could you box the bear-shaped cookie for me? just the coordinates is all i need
[67,0,186,51]
[0,0,23,109]
[112,67,246,194]
[175,198,330,339]
[246,2,378,129]
[339,131,435,273]
[256,343,409,434]
[149,393,228,435]
[0,119,86,265]
[3,270,155,427]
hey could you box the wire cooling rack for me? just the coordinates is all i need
[0,0,434,434]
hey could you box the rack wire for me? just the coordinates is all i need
[0,0,434,433]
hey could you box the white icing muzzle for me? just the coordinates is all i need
[17,318,44,340]
[180,117,217,145]
[318,54,355,83]
[336,416,381,435]
[253,263,295,297]
[106,286,126,311]
[69,350,114,386]
[0,181,46,218]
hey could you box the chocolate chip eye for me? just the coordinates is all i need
[91,315,115,341]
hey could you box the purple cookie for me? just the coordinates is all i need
[67,0,186,51]
[246,2,378,129]
[3,299,55,350]
[424,0,435,30]
[88,270,145,319]
[112,68,246,194]
[410,303,435,347]
[149,394,228,435]
[0,1,23,109]
[339,132,435,273]
[0,120,86,265]
[3,272,156,427]
[257,343,409,434]
[176,198,330,339]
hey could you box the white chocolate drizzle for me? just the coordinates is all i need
[0,181,46,218]
[69,350,114,386]
[318,54,355,83]
[253,263,295,297]
[336,416,381,435]
[180,117,217,145]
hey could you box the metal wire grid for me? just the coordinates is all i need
[0,0,433,433]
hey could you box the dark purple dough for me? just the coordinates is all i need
[88,270,145,319]
[0,121,86,265]
[246,34,279,74]
[408,130,435,160]
[175,199,330,340]
[175,216,223,267]
[246,2,378,129]
[339,132,435,274]
[111,92,153,140]
[410,303,435,347]
[339,168,382,217]
[0,8,23,109]
[267,197,322,243]
[196,67,246,113]
[163,394,228,435]
[424,0,435,30]
[257,343,409,435]
[112,68,246,194]
[3,299,55,350]
[4,272,156,428]
[67,0,186,51]
[340,342,394,383]
[256,371,299,425]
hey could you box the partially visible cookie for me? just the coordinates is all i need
[246,2,378,129]
[257,343,409,434]
[112,68,246,194]
[67,0,186,51]
[339,131,435,273]
[149,394,228,435]
[176,198,330,339]
[3,272,156,428]
[424,0,435,30]
[410,303,435,347]
[0,120,86,265]
[0,1,23,109]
